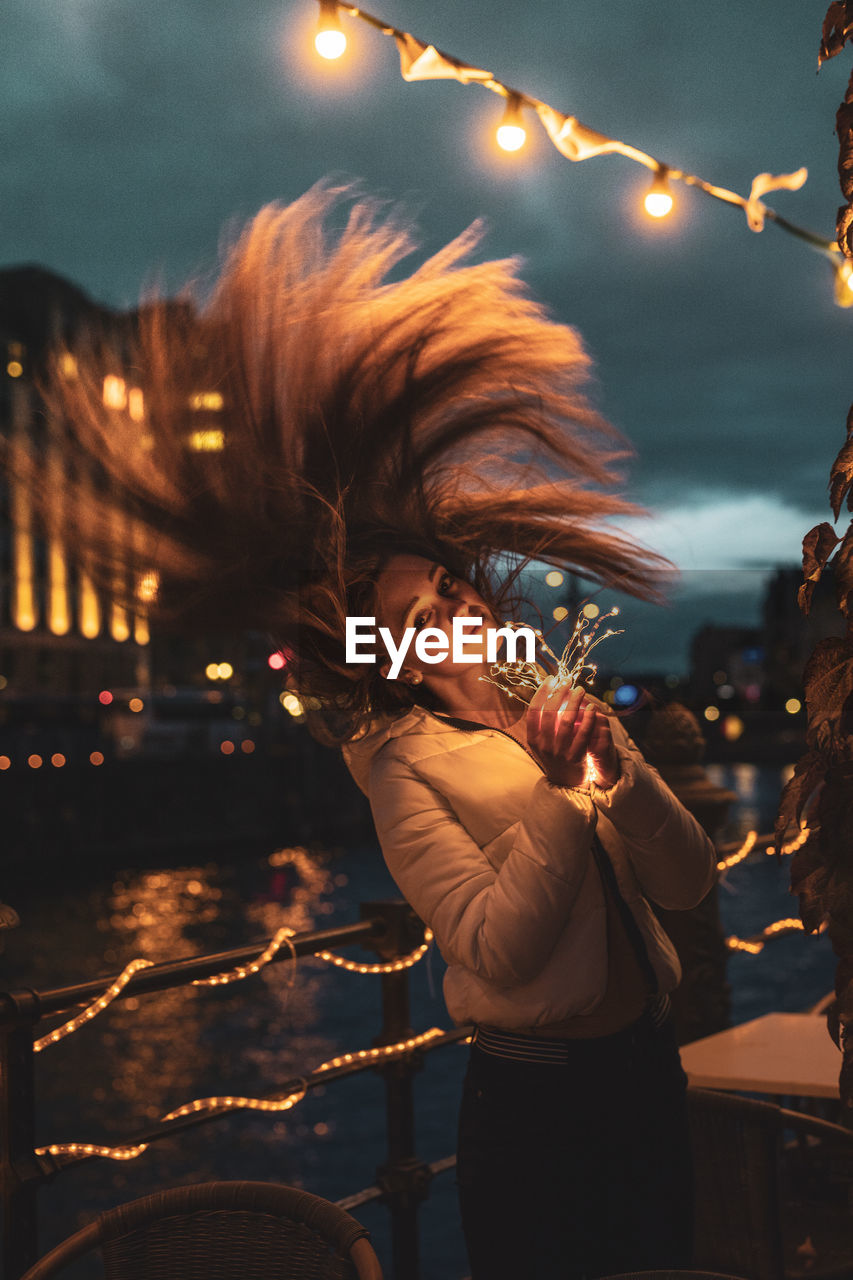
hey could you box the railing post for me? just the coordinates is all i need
[361,902,432,1280]
[0,990,44,1280]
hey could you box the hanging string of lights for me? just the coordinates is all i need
[35,1027,449,1162]
[311,1,853,306]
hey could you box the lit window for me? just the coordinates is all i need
[103,376,127,410]
[189,391,224,411]
[188,429,225,452]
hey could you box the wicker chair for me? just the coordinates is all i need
[598,1272,750,1280]
[19,1181,383,1279]
[688,1087,853,1280]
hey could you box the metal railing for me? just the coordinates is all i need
[0,900,469,1280]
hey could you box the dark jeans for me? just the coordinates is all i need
[456,1010,693,1280]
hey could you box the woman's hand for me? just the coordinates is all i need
[526,679,621,790]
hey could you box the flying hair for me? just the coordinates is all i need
[15,182,671,743]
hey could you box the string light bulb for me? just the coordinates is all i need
[644,166,674,218]
[496,93,526,152]
[315,0,347,60]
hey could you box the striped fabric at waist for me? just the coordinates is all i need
[472,993,672,1065]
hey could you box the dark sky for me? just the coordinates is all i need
[6,0,852,669]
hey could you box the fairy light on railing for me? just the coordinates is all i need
[34,1029,446,1162]
[717,830,757,872]
[162,1085,308,1122]
[315,1027,445,1073]
[192,927,298,987]
[38,1141,151,1162]
[725,916,808,955]
[313,2,848,299]
[316,928,434,973]
[33,958,154,1053]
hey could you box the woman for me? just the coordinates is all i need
[341,550,715,1279]
[21,185,716,1278]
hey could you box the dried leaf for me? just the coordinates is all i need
[775,749,825,845]
[821,1,853,65]
[835,523,853,615]
[830,435,853,518]
[803,636,853,750]
[799,522,840,614]
[791,853,831,933]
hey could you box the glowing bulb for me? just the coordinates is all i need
[496,94,526,152]
[644,167,674,218]
[315,0,346,59]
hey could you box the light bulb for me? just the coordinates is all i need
[497,94,526,152]
[644,167,674,218]
[315,0,346,59]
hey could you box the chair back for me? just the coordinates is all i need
[688,1088,785,1280]
[20,1181,383,1280]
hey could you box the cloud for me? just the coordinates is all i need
[614,492,826,572]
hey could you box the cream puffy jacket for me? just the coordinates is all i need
[342,704,717,1031]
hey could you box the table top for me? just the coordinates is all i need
[680,1012,841,1099]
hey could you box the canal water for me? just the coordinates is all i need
[1,762,835,1279]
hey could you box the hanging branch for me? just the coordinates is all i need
[773,3,853,1119]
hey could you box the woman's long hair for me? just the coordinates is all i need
[14,183,669,743]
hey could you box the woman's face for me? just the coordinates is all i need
[372,553,498,684]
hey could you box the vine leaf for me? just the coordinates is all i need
[789,835,831,933]
[829,421,853,517]
[822,2,853,66]
[798,522,840,613]
[775,749,825,844]
[803,636,853,751]
[835,522,853,616]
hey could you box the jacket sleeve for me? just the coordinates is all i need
[589,721,718,909]
[367,749,598,987]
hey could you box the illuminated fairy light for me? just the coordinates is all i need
[34,958,154,1053]
[316,3,847,298]
[727,937,765,955]
[162,1085,307,1123]
[480,606,622,706]
[496,93,527,152]
[315,1027,445,1073]
[316,928,434,974]
[315,0,347,59]
[37,1029,445,1163]
[644,165,674,218]
[725,917,807,954]
[36,1142,150,1161]
[192,927,298,987]
[717,830,756,872]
